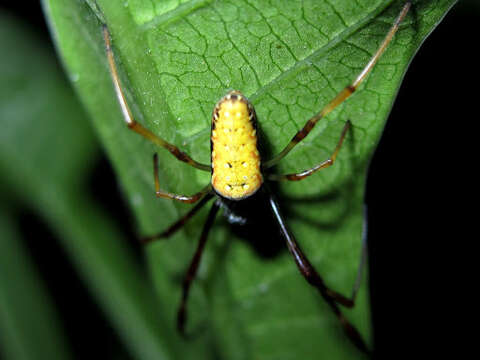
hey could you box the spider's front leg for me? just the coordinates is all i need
[177,200,220,335]
[268,193,370,354]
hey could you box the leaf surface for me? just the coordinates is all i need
[42,0,456,358]
[0,12,172,360]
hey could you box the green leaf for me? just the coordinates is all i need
[0,206,73,360]
[0,12,171,360]
[42,0,455,359]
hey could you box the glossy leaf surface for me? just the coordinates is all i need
[42,1,455,358]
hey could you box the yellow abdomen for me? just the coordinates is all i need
[211,91,263,200]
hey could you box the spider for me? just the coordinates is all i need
[102,1,411,354]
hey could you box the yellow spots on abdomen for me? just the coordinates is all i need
[211,91,263,200]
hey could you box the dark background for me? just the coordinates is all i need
[1,1,475,358]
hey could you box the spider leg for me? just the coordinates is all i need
[268,121,351,181]
[152,153,212,203]
[102,25,210,172]
[264,2,411,169]
[177,199,220,335]
[268,193,369,354]
[141,193,215,244]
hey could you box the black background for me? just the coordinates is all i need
[1,1,475,358]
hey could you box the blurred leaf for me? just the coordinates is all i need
[42,0,456,359]
[0,206,72,360]
[0,13,172,360]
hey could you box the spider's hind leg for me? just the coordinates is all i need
[263,1,411,169]
[102,25,210,172]
[268,120,351,182]
[152,153,212,203]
